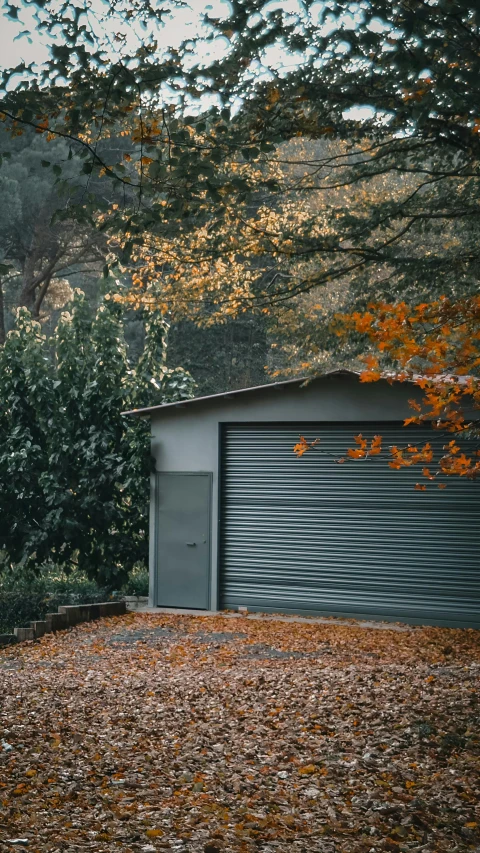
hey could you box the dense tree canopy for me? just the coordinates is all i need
[2,0,478,299]
[0,0,479,478]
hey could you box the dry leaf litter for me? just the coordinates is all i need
[0,612,479,853]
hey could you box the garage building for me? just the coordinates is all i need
[125,371,480,628]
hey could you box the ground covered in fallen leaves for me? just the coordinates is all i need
[1,613,479,853]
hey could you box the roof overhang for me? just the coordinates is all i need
[122,369,360,417]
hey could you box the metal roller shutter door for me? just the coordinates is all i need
[220,423,480,627]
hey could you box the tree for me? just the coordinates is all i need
[167,314,269,395]
[2,0,477,307]
[1,0,479,475]
[0,290,194,586]
[0,126,137,342]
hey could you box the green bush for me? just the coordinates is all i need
[0,566,120,634]
[0,589,47,634]
[0,563,152,633]
[0,294,194,589]
[122,565,149,597]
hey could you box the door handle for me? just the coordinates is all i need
[186,542,197,546]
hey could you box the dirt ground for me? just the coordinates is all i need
[0,612,479,853]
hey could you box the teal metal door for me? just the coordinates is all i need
[156,473,211,609]
[220,424,480,627]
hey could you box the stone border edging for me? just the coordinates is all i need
[0,600,127,646]
[124,595,149,611]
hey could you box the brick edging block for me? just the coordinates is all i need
[0,634,17,647]
[98,601,126,617]
[2,600,128,647]
[14,627,35,641]
[58,604,93,626]
[46,612,68,632]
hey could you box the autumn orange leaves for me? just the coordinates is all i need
[293,433,382,462]
[293,436,319,458]
[345,434,382,461]
[333,297,480,482]
[293,428,479,489]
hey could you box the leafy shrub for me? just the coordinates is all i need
[0,589,48,634]
[0,566,119,633]
[0,294,194,588]
[122,565,149,597]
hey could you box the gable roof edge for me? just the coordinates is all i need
[122,369,360,417]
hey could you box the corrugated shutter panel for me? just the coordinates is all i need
[220,423,480,627]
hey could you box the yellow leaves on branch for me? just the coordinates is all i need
[358,354,382,383]
[347,311,375,334]
[35,118,49,134]
[295,427,479,487]
[111,139,367,325]
[340,297,480,381]
[112,192,311,322]
[359,370,382,382]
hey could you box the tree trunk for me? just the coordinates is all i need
[0,279,5,345]
[34,273,53,317]
[20,256,59,314]
[19,228,40,310]
[19,220,58,312]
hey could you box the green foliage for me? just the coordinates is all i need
[168,315,269,395]
[0,565,119,633]
[0,582,47,634]
[122,565,149,597]
[1,1,479,386]
[1,2,477,324]
[0,290,194,587]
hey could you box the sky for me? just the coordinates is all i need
[0,0,376,120]
[0,0,234,74]
[0,0,335,78]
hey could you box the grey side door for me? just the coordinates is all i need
[155,472,211,609]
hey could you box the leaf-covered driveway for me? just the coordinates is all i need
[1,613,479,853]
